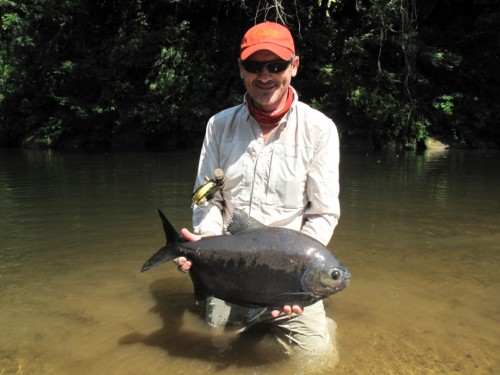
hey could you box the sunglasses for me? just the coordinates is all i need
[241,58,293,74]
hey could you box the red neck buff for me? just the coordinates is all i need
[247,87,294,127]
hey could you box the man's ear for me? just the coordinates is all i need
[291,56,300,78]
[238,58,245,79]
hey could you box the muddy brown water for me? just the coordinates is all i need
[1,148,499,374]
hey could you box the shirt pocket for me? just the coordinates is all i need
[266,144,309,209]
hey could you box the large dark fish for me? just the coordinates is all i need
[141,209,350,321]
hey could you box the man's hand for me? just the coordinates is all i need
[181,228,206,242]
[175,228,303,316]
[173,229,214,272]
[272,305,303,317]
[174,256,192,273]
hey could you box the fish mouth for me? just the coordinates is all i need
[342,275,351,288]
[340,268,351,288]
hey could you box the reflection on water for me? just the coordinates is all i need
[1,148,499,374]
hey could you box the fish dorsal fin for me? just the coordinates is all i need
[227,209,266,234]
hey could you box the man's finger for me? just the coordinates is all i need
[292,305,303,315]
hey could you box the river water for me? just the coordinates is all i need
[1,148,499,375]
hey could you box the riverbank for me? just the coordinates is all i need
[16,131,498,153]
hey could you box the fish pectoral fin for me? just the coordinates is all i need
[274,292,310,299]
[269,292,315,306]
[245,307,269,324]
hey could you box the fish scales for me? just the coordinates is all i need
[179,228,320,306]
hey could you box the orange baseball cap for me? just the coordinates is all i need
[240,22,295,61]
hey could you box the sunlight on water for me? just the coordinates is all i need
[1,148,499,374]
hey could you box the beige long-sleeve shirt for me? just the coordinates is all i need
[192,88,340,246]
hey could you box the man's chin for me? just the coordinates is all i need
[253,96,280,112]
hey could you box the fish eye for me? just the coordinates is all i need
[331,270,341,280]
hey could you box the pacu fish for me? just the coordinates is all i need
[141,209,350,320]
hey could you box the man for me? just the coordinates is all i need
[178,21,341,355]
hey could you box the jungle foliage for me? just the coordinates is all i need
[1,0,499,150]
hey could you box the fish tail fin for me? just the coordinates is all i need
[140,209,181,272]
[157,208,183,244]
